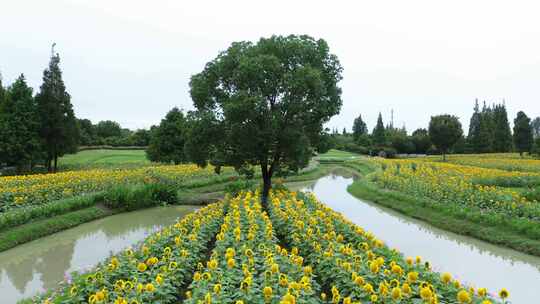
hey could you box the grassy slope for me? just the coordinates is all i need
[344,160,540,256]
[58,149,149,170]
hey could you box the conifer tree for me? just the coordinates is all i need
[372,113,386,146]
[513,111,533,156]
[492,103,513,152]
[0,75,41,173]
[352,114,368,141]
[35,49,79,172]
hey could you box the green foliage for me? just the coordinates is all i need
[0,206,109,252]
[0,74,41,173]
[513,111,533,156]
[224,179,257,196]
[95,120,122,138]
[372,112,386,146]
[532,138,540,158]
[102,183,178,210]
[147,107,187,164]
[411,128,431,154]
[352,114,368,141]
[428,114,463,159]
[492,103,513,152]
[186,35,343,201]
[35,52,79,172]
[532,117,540,139]
[0,193,100,230]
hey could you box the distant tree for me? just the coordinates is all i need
[77,118,96,146]
[531,138,540,158]
[131,129,151,146]
[531,117,540,139]
[467,100,481,151]
[372,113,386,146]
[342,127,347,136]
[146,107,187,164]
[492,103,513,152]
[0,75,41,172]
[35,51,79,172]
[315,129,334,154]
[428,114,463,161]
[185,35,343,204]
[95,120,122,138]
[0,73,5,111]
[513,111,533,156]
[411,128,431,154]
[352,114,368,141]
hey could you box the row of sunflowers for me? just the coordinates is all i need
[33,190,508,303]
[426,154,540,173]
[269,190,505,304]
[370,159,540,221]
[0,165,233,212]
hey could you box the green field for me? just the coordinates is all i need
[58,149,149,170]
[316,149,360,163]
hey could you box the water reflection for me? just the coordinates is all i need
[302,171,540,303]
[0,205,197,303]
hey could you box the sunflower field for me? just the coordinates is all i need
[0,165,233,212]
[371,158,540,222]
[33,190,506,304]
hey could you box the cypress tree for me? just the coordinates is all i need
[467,99,481,152]
[0,74,41,173]
[352,114,368,141]
[372,112,386,146]
[35,50,79,172]
[513,111,533,156]
[492,103,513,152]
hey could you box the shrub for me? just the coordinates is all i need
[224,179,257,196]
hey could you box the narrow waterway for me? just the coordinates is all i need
[301,169,540,304]
[0,205,198,303]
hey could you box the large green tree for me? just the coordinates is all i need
[428,114,463,160]
[492,103,513,152]
[411,128,431,154]
[36,52,79,172]
[372,113,386,146]
[352,114,368,141]
[146,107,187,164]
[185,35,343,203]
[0,75,42,173]
[513,111,533,156]
[95,120,122,139]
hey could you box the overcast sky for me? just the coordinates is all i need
[1,0,539,132]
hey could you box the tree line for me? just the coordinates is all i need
[329,100,539,158]
[0,51,151,174]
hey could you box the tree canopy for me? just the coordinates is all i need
[0,74,42,172]
[372,113,386,147]
[185,34,343,202]
[513,111,533,156]
[352,114,368,141]
[429,114,463,160]
[147,107,188,164]
[35,53,78,172]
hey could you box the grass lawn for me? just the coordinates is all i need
[316,149,360,163]
[58,149,150,170]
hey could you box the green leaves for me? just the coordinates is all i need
[186,35,343,197]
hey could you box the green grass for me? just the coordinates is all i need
[58,149,150,170]
[345,160,540,256]
[316,149,360,164]
[0,206,111,252]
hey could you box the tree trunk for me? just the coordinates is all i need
[261,164,272,210]
[54,155,58,173]
[46,157,52,173]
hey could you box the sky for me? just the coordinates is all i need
[1,0,539,133]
